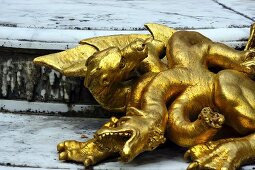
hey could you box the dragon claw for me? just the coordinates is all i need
[184,149,191,161]
[57,140,84,152]
[57,139,113,166]
[185,139,245,170]
[187,161,199,170]
[57,142,65,152]
[59,151,68,160]
[84,158,93,167]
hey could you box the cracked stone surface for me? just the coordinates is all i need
[0,112,255,170]
[216,0,255,21]
[0,0,253,30]
[0,112,188,169]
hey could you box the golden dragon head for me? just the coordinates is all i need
[94,111,166,163]
[84,39,148,89]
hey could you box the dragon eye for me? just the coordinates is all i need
[117,117,129,126]
[119,57,126,69]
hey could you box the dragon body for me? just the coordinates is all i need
[34,23,255,170]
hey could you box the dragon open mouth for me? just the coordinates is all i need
[94,129,135,154]
[93,115,165,162]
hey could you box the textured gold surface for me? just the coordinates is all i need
[34,23,255,169]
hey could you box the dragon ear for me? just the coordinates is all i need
[144,23,176,45]
[33,44,97,77]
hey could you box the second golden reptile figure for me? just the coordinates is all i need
[34,23,255,170]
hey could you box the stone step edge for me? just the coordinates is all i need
[0,26,250,50]
[0,99,105,116]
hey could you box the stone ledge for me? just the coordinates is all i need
[0,27,250,50]
[0,99,108,117]
[0,0,253,31]
[0,26,250,114]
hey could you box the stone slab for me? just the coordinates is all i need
[0,26,250,50]
[217,0,255,21]
[0,112,254,170]
[0,0,253,30]
[0,99,106,117]
[0,0,254,49]
[0,112,101,169]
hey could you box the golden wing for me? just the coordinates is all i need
[33,34,150,77]
[33,23,176,77]
[145,23,176,45]
[33,44,97,77]
[80,23,176,49]
[245,23,255,50]
[79,34,150,50]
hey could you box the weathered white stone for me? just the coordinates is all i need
[0,0,252,30]
[217,0,255,21]
[0,112,254,169]
[0,0,254,49]
[0,26,250,50]
[0,99,100,115]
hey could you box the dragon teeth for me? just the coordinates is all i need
[97,131,131,139]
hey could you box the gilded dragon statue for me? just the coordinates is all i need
[34,23,255,170]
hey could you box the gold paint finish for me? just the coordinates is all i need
[34,23,255,170]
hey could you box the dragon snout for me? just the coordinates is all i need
[94,116,139,154]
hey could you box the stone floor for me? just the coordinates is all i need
[0,0,253,30]
[0,0,254,50]
[1,112,255,170]
[0,112,188,170]
[0,113,252,170]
